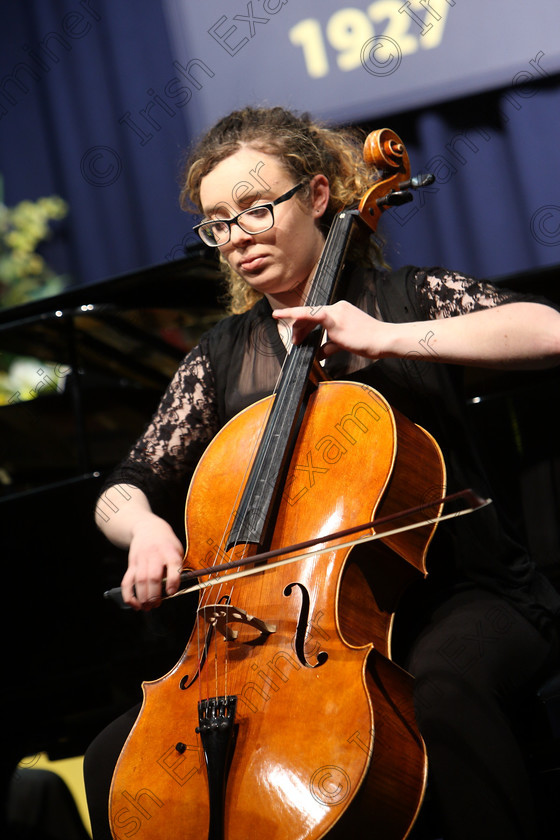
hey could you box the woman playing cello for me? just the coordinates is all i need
[85,106,560,840]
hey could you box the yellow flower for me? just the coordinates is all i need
[1,180,69,309]
[26,254,44,275]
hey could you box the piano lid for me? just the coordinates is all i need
[0,248,226,497]
[0,247,224,374]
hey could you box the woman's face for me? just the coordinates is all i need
[198,146,329,307]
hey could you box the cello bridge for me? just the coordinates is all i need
[200,603,276,641]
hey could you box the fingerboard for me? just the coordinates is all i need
[226,209,358,550]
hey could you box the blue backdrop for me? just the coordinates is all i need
[1,0,559,292]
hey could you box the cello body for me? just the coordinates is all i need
[109,381,445,840]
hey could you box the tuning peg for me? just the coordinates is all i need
[399,173,436,190]
[375,190,414,209]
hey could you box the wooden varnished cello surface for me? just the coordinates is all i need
[108,130,447,840]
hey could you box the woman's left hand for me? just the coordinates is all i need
[273,300,390,360]
[274,299,560,370]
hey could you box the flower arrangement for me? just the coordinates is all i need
[0,177,69,405]
[0,175,68,308]
[0,357,64,406]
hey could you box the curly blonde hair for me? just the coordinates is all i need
[180,106,384,314]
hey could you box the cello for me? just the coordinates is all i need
[108,130,452,840]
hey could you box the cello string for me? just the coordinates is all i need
[187,309,311,707]
[195,437,263,702]
[212,331,292,584]
[208,329,302,702]
[191,192,342,716]
[197,330,295,704]
[203,332,291,595]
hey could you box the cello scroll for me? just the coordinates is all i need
[358,127,434,230]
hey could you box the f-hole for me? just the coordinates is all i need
[284,581,328,669]
[179,594,231,690]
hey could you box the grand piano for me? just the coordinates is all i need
[0,248,225,820]
[1,251,559,829]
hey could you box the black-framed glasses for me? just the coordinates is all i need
[193,183,304,247]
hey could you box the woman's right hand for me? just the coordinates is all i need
[120,513,185,611]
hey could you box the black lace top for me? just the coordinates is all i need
[105,264,560,634]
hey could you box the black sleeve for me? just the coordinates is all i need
[410,266,560,319]
[100,337,221,520]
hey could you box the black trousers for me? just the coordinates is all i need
[402,589,556,840]
[84,589,557,840]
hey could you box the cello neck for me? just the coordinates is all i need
[305,208,357,309]
[226,209,358,551]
